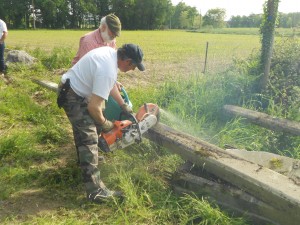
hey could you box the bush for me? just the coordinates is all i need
[265,38,300,117]
[31,47,74,70]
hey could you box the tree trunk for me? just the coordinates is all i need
[258,0,279,91]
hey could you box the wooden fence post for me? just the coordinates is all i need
[203,42,209,74]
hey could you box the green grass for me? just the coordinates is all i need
[6,29,261,73]
[2,29,299,224]
[7,29,298,73]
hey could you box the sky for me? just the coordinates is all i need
[171,0,300,20]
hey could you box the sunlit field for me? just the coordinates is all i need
[7,29,261,73]
[2,28,300,225]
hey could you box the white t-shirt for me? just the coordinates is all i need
[0,19,8,39]
[62,47,118,101]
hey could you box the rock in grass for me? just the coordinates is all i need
[6,50,37,66]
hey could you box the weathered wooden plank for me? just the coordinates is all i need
[145,123,300,225]
[32,79,58,92]
[226,148,300,184]
[223,104,300,135]
[172,167,281,225]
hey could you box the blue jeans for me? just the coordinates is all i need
[0,42,6,73]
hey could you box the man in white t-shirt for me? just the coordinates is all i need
[57,43,145,204]
[0,19,8,75]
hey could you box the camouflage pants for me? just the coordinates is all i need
[61,88,104,195]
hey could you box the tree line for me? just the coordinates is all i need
[0,0,299,29]
[229,12,300,28]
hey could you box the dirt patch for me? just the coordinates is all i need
[0,73,13,85]
[0,127,77,221]
[0,189,63,221]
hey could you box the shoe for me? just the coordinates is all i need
[87,187,124,203]
[98,155,106,163]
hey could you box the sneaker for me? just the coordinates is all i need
[98,155,106,163]
[87,188,124,203]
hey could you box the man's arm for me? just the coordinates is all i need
[0,31,7,43]
[88,93,114,132]
[87,93,106,124]
[110,84,125,106]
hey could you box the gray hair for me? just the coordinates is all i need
[99,17,107,29]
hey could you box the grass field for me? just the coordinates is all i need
[1,29,299,224]
[6,29,261,75]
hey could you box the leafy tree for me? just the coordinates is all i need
[171,2,200,29]
[229,14,263,28]
[229,12,300,28]
[172,2,187,29]
[203,8,226,28]
[67,0,86,28]
[35,0,57,28]
[187,6,199,29]
[179,11,189,29]
[1,0,31,28]
[278,12,300,28]
[111,0,171,30]
[110,0,136,30]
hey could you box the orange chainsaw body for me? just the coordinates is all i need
[98,103,159,152]
[101,120,133,145]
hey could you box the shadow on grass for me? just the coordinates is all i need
[0,164,87,222]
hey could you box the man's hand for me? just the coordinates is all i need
[121,103,133,114]
[101,119,114,133]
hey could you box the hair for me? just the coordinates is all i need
[117,47,129,61]
[99,17,107,29]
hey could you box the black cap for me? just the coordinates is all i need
[123,44,145,71]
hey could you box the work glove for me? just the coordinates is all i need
[121,103,133,114]
[101,119,114,133]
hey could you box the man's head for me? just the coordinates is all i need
[99,14,121,43]
[117,44,145,72]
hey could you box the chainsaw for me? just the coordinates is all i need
[98,103,159,152]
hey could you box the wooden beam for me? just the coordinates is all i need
[146,123,300,225]
[223,104,300,136]
[32,79,59,93]
[172,167,281,225]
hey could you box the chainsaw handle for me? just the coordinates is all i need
[120,87,130,105]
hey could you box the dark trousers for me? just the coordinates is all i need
[0,42,5,73]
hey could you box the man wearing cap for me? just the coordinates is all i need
[57,43,145,203]
[72,14,121,65]
[71,14,131,115]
